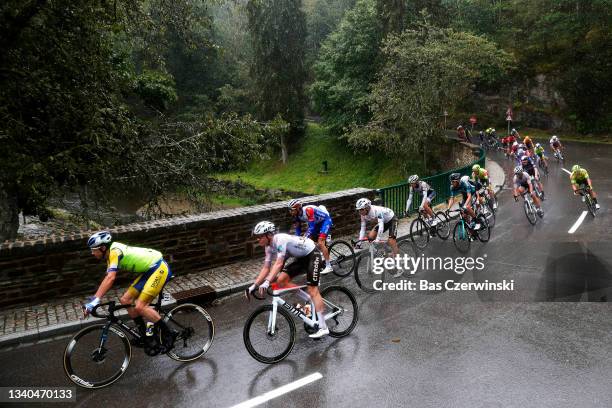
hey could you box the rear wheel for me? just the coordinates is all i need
[165,303,215,362]
[321,286,358,337]
[328,240,356,277]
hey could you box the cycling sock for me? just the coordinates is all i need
[325,260,332,268]
[317,312,327,329]
[593,198,598,204]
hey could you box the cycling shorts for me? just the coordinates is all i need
[374,216,398,239]
[127,259,172,303]
[309,217,333,240]
[283,250,323,286]
[425,190,436,203]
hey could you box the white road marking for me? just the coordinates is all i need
[562,168,571,175]
[568,211,588,234]
[230,373,323,408]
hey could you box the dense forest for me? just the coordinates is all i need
[1,0,611,240]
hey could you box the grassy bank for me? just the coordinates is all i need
[217,123,407,194]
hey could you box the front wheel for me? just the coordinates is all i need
[321,286,358,337]
[328,240,356,277]
[409,218,429,249]
[354,250,382,294]
[585,195,596,217]
[64,324,131,389]
[165,303,215,362]
[524,199,538,225]
[453,221,471,253]
[434,211,451,240]
[243,305,296,364]
[475,215,491,242]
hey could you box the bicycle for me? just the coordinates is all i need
[576,187,597,217]
[408,208,450,249]
[64,279,215,389]
[518,190,540,225]
[448,207,490,253]
[553,149,564,162]
[243,283,358,364]
[475,192,496,228]
[537,155,549,177]
[351,238,413,293]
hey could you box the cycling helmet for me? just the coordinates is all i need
[520,155,529,162]
[457,125,463,130]
[479,131,484,136]
[519,143,526,149]
[517,148,525,157]
[408,175,419,184]
[472,164,481,172]
[449,173,461,182]
[253,221,276,236]
[571,164,580,173]
[287,199,302,209]
[514,166,524,175]
[552,135,559,141]
[87,231,112,249]
[536,143,541,148]
[355,198,371,210]
[511,128,517,134]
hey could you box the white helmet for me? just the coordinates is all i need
[517,148,525,157]
[288,199,302,209]
[355,198,371,210]
[408,175,419,184]
[536,143,541,148]
[87,231,112,249]
[552,135,559,141]
[253,221,276,236]
[514,166,524,175]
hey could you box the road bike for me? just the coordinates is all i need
[519,190,541,225]
[64,279,214,389]
[408,208,450,249]
[243,283,358,364]
[351,238,414,293]
[576,187,597,217]
[475,192,496,228]
[448,207,490,253]
[553,149,564,162]
[537,155,549,177]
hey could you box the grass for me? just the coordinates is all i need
[216,123,407,194]
[521,128,612,144]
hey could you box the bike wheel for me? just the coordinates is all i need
[453,221,471,253]
[165,303,215,362]
[64,324,131,389]
[409,218,429,249]
[354,251,381,293]
[523,200,537,225]
[328,240,356,277]
[434,211,451,240]
[243,305,295,364]
[488,194,498,214]
[585,196,596,217]
[475,215,491,242]
[321,286,358,338]
[480,203,496,228]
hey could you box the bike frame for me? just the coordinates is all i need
[266,286,342,335]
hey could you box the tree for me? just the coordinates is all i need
[246,0,308,163]
[346,22,514,174]
[310,0,383,135]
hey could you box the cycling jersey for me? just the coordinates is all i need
[450,176,475,198]
[359,205,395,240]
[535,146,545,156]
[549,138,560,148]
[571,169,590,185]
[406,181,435,211]
[107,242,163,275]
[513,173,532,189]
[523,137,533,149]
[472,168,489,181]
[521,157,536,177]
[294,205,333,238]
[264,234,316,267]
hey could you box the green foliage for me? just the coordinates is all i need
[346,22,514,171]
[135,70,178,111]
[310,0,383,134]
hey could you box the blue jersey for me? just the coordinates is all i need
[450,176,475,197]
[294,205,333,237]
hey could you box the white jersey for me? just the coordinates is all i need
[359,205,395,240]
[406,181,433,211]
[264,233,315,266]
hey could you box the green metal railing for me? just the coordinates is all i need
[376,146,486,217]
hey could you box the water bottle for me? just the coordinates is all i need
[145,322,154,337]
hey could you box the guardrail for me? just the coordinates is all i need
[376,143,486,217]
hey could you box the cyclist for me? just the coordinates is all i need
[84,231,176,352]
[247,221,329,338]
[485,127,497,143]
[549,135,563,158]
[513,166,544,217]
[520,155,545,199]
[510,141,520,160]
[355,198,399,257]
[405,175,436,223]
[471,164,495,207]
[448,173,481,230]
[457,125,469,142]
[570,165,600,210]
[534,143,548,171]
[523,135,535,153]
[288,199,334,274]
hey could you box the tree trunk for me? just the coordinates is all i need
[280,134,288,164]
[0,183,20,241]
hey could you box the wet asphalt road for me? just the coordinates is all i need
[1,141,611,408]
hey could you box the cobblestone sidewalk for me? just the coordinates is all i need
[0,160,505,346]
